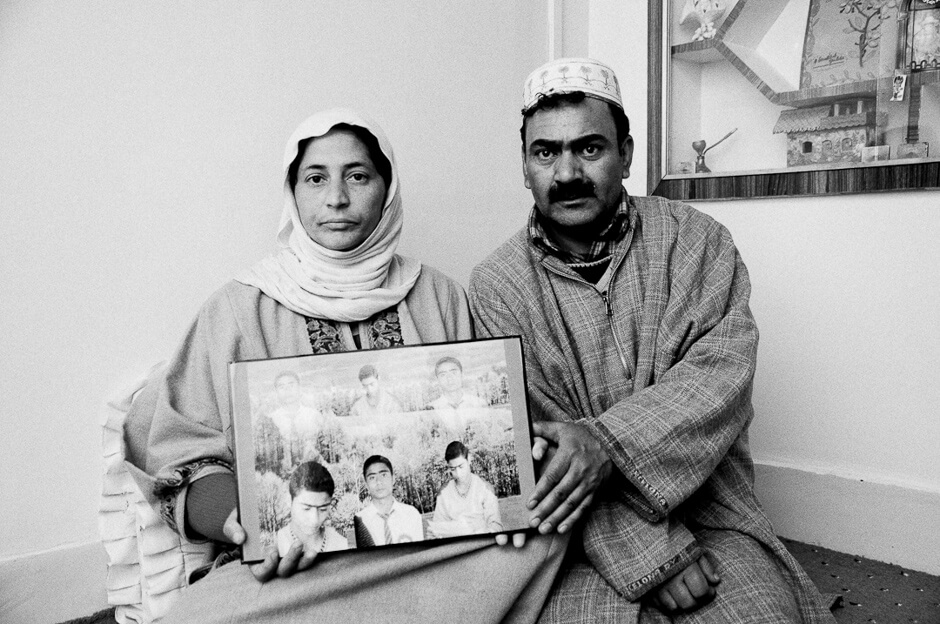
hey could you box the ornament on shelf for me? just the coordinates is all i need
[692,128,738,173]
[680,0,727,41]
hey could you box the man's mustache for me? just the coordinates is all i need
[549,180,595,203]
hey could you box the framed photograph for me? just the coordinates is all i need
[230,337,535,563]
[648,0,940,200]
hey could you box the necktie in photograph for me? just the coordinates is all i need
[379,510,393,545]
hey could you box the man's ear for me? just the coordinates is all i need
[522,149,531,189]
[621,135,634,179]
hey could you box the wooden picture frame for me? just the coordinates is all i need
[648,0,940,201]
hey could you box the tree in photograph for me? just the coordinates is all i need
[255,471,290,545]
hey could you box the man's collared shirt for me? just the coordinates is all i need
[355,500,424,546]
[528,189,635,266]
[430,392,488,431]
[429,473,502,538]
[349,390,403,418]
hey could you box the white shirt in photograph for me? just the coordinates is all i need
[355,500,425,545]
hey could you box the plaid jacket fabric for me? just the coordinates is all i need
[470,196,832,621]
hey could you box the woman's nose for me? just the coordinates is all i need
[326,180,350,208]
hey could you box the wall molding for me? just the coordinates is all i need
[754,461,940,575]
[0,540,108,624]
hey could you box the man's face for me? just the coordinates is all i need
[364,462,394,501]
[361,375,379,398]
[275,376,300,406]
[447,455,472,485]
[290,489,332,537]
[436,362,463,394]
[522,98,633,251]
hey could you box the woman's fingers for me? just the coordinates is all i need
[249,547,280,583]
[221,508,244,545]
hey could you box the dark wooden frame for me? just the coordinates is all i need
[647,0,940,201]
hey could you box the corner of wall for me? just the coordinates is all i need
[754,461,940,576]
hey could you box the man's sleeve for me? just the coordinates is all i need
[583,223,758,520]
[431,493,449,523]
[407,507,426,541]
[481,484,503,532]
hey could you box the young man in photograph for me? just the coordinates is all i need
[429,356,487,431]
[429,441,502,538]
[349,364,404,418]
[267,371,327,470]
[353,455,424,547]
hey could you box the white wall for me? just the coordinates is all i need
[0,0,549,562]
[587,0,940,572]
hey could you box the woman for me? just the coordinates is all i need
[125,109,565,623]
[276,461,348,556]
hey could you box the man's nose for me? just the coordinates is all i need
[326,179,350,208]
[553,150,582,183]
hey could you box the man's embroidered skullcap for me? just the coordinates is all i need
[522,57,622,113]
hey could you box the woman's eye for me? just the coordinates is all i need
[349,172,370,183]
[306,174,325,184]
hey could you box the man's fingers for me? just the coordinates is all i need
[670,581,697,611]
[682,562,711,599]
[528,466,580,527]
[533,480,591,534]
[699,553,721,584]
[531,436,550,462]
[527,446,571,512]
[555,492,593,534]
[655,588,679,613]
[530,420,561,443]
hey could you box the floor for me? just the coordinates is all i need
[781,538,940,623]
[62,539,940,624]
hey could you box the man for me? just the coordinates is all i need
[349,364,404,417]
[429,441,502,538]
[353,455,424,546]
[277,460,349,555]
[267,371,327,470]
[469,58,835,622]
[430,356,487,431]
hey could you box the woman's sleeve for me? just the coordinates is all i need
[441,274,473,341]
[124,287,245,538]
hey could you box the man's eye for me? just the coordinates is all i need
[583,145,600,156]
[535,149,554,161]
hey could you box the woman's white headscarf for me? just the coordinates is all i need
[237,108,421,322]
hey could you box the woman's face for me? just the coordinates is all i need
[290,489,332,537]
[293,128,387,251]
